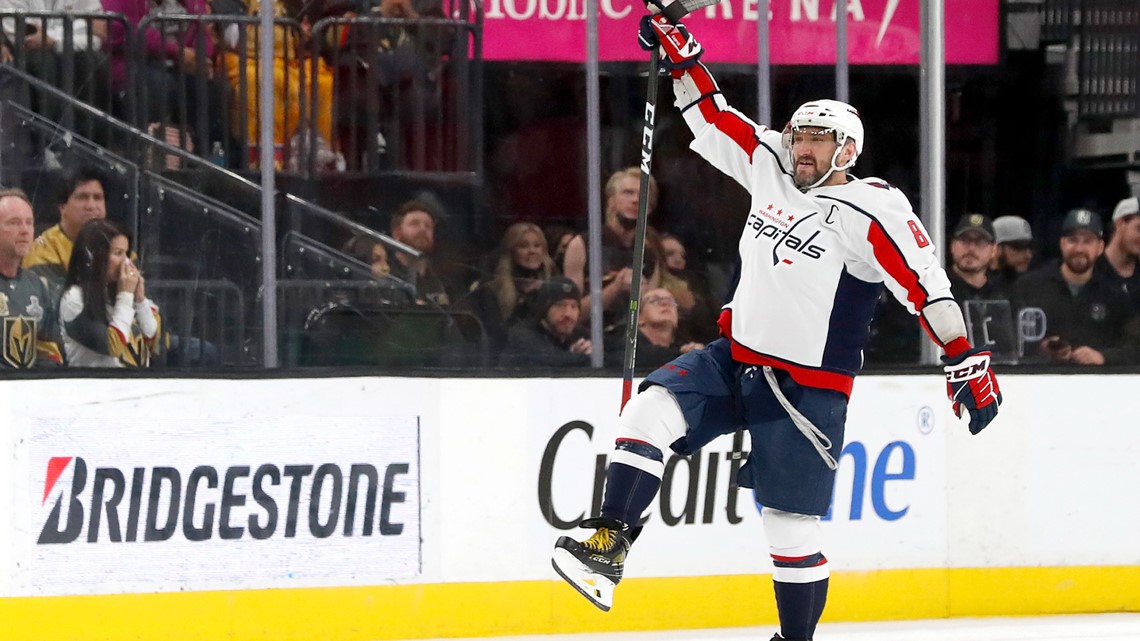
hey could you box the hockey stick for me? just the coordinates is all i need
[620,49,660,411]
[620,0,723,411]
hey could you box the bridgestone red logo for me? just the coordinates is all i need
[38,457,410,544]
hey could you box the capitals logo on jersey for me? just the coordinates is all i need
[746,203,829,265]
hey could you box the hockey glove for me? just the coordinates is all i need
[637,14,703,72]
[942,346,1002,435]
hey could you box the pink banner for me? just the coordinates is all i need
[481,0,998,65]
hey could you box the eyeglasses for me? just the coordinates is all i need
[644,296,677,307]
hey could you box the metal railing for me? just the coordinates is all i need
[149,278,245,366]
[309,14,481,175]
[0,11,125,146]
[2,8,483,174]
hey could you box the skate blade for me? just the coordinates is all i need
[551,547,615,612]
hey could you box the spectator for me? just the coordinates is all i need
[948,214,1007,302]
[604,287,703,370]
[543,222,576,274]
[105,0,224,148]
[1096,196,1140,311]
[500,276,591,368]
[658,231,716,343]
[342,233,391,278]
[0,188,62,368]
[388,198,448,304]
[990,215,1035,286]
[465,221,555,359]
[59,219,162,367]
[1012,208,1140,366]
[219,0,336,168]
[338,233,414,308]
[325,0,451,170]
[22,165,107,295]
[0,0,108,135]
[561,167,659,322]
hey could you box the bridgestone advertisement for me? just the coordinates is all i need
[14,416,420,597]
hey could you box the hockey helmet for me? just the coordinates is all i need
[782,99,864,161]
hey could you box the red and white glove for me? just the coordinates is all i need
[942,346,1002,435]
[637,14,703,72]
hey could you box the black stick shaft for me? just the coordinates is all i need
[621,49,660,411]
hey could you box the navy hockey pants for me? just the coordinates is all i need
[642,338,848,516]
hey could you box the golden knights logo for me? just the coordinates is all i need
[122,330,151,368]
[3,316,37,368]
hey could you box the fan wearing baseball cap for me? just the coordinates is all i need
[1011,208,1140,365]
[990,215,1035,286]
[948,214,1009,302]
[1095,196,1140,311]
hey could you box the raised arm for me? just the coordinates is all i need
[639,14,765,192]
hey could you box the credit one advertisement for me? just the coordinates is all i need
[14,416,420,597]
[531,377,949,578]
[482,0,999,65]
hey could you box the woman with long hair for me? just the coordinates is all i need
[466,222,556,361]
[60,220,162,367]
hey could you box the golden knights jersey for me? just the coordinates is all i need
[0,269,63,368]
[60,288,163,368]
[673,63,962,395]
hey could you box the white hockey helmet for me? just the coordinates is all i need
[782,99,864,187]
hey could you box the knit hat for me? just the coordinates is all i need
[536,277,581,314]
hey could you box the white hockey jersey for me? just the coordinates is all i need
[673,63,964,396]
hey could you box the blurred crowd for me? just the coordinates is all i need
[1,3,1138,371]
[5,161,1139,370]
[0,0,456,174]
[868,199,1140,367]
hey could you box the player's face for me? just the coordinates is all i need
[1059,230,1104,275]
[661,237,686,272]
[370,243,390,277]
[1114,214,1140,258]
[950,232,996,275]
[640,288,678,327]
[105,235,130,283]
[0,197,35,260]
[59,180,106,235]
[998,242,1033,273]
[790,128,841,188]
[512,230,546,271]
[392,211,435,253]
[544,298,580,339]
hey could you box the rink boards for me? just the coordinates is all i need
[0,374,1137,640]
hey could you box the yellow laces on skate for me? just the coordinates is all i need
[583,528,616,552]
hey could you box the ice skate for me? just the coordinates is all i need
[551,517,640,612]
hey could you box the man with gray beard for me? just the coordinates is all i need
[1012,208,1140,365]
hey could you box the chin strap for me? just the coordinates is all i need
[797,142,857,192]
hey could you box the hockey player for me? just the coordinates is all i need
[551,10,1002,641]
[0,189,63,368]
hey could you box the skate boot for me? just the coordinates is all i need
[551,517,641,612]
[769,635,809,640]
